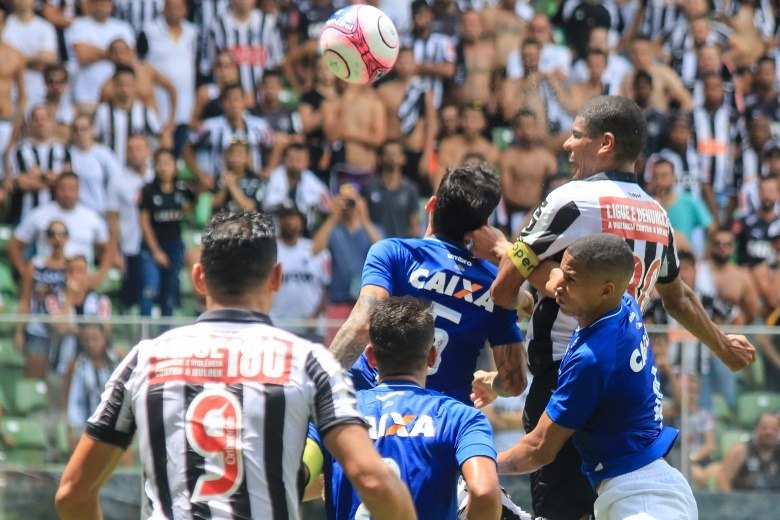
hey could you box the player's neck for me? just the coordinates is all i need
[577,298,622,329]
[15,10,35,22]
[377,373,425,387]
[205,293,273,316]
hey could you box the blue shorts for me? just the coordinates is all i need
[24,333,51,356]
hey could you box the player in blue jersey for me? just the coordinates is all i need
[307,296,532,520]
[490,234,698,519]
[328,162,528,404]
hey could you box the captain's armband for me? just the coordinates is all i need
[506,241,540,278]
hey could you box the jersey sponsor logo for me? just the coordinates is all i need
[227,45,268,66]
[599,196,670,245]
[408,268,494,312]
[630,331,650,373]
[447,253,473,267]
[149,335,293,385]
[365,412,435,439]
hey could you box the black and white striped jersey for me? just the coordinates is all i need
[513,172,680,374]
[93,101,162,166]
[7,139,72,222]
[86,308,365,520]
[189,113,275,177]
[692,103,742,197]
[202,8,285,93]
[637,0,681,40]
[400,32,456,109]
[113,0,163,35]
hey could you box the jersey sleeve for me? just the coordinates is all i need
[656,227,680,284]
[452,406,497,466]
[361,239,404,292]
[545,343,609,430]
[85,345,141,449]
[487,307,523,347]
[305,346,367,436]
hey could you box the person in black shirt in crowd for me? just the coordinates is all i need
[139,148,195,317]
[212,140,266,214]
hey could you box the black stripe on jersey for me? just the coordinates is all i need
[640,242,658,303]
[148,385,175,519]
[185,384,212,519]
[529,201,581,257]
[264,385,288,520]
[658,228,680,284]
[226,384,251,520]
[84,349,139,448]
[527,297,561,376]
[305,352,336,429]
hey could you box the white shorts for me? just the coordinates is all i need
[594,459,698,520]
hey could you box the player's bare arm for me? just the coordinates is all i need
[655,276,756,371]
[56,435,125,520]
[491,341,528,397]
[497,411,575,475]
[329,285,389,368]
[460,456,502,520]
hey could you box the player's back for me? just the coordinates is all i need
[319,382,496,520]
[356,236,522,403]
[88,311,357,520]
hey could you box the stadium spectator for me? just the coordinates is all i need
[66,0,135,110]
[14,219,69,378]
[191,50,253,125]
[6,105,71,225]
[138,148,195,317]
[376,47,436,194]
[55,210,417,520]
[42,63,75,141]
[361,139,420,239]
[140,0,198,156]
[3,0,58,108]
[105,134,154,310]
[270,201,330,342]
[68,112,124,215]
[39,0,82,63]
[717,412,780,492]
[253,69,302,139]
[559,48,610,114]
[307,296,504,520]
[263,142,330,234]
[184,82,278,191]
[330,162,527,405]
[745,55,780,122]
[568,28,632,96]
[494,109,557,239]
[211,140,266,213]
[506,12,571,80]
[402,0,456,110]
[454,9,496,107]
[483,234,698,519]
[557,0,612,62]
[9,172,111,286]
[435,103,498,192]
[631,69,667,160]
[281,0,338,92]
[736,115,775,219]
[479,0,528,73]
[93,65,164,166]
[113,0,163,38]
[298,55,338,183]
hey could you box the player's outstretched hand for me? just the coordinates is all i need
[720,334,757,372]
[465,225,509,264]
[471,370,499,408]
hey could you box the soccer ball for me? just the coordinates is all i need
[319,4,400,84]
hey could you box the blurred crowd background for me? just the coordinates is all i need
[0,0,779,499]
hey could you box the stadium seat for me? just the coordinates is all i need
[716,428,750,460]
[13,379,48,416]
[0,340,25,368]
[491,127,514,151]
[0,416,49,467]
[0,224,12,252]
[736,391,780,429]
[711,394,733,424]
[179,267,193,297]
[182,228,202,250]
[0,385,10,412]
[195,192,213,228]
[97,267,123,298]
[0,259,18,297]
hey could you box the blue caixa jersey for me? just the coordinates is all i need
[349,237,523,404]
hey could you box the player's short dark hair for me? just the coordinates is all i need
[578,96,647,163]
[112,64,135,79]
[44,63,69,81]
[433,161,501,242]
[200,211,277,299]
[369,296,434,375]
[220,83,244,103]
[566,234,635,289]
[677,249,696,265]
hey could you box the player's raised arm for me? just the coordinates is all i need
[497,412,575,475]
[329,284,390,368]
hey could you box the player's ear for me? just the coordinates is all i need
[600,132,616,156]
[427,346,437,368]
[365,344,377,368]
[192,263,207,296]
[268,263,283,293]
[602,280,615,299]
[424,196,436,213]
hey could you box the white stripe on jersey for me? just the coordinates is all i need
[692,105,738,196]
[93,101,162,165]
[401,32,455,109]
[519,174,679,366]
[8,139,72,219]
[190,113,274,176]
[87,311,364,520]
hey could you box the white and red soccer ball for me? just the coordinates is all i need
[319,4,400,84]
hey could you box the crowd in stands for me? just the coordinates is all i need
[0,0,778,493]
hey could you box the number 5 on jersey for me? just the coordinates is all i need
[185,389,244,502]
[428,302,463,375]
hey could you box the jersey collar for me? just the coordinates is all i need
[585,171,638,183]
[197,308,274,325]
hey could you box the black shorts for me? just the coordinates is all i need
[523,363,597,520]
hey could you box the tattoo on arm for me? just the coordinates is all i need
[329,294,379,369]
[493,343,528,397]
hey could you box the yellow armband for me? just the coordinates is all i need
[507,241,540,278]
[302,437,324,485]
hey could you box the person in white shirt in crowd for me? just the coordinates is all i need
[69,112,124,215]
[191,49,254,125]
[2,0,58,108]
[9,172,112,288]
[6,105,71,225]
[506,12,571,80]
[39,0,82,63]
[105,134,154,310]
[263,142,330,235]
[0,7,27,177]
[66,0,135,110]
[140,0,198,156]
[568,28,631,96]
[270,201,331,342]
[93,65,163,165]
[42,63,76,142]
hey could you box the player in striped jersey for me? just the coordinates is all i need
[470,96,756,520]
[201,0,284,94]
[56,211,416,520]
